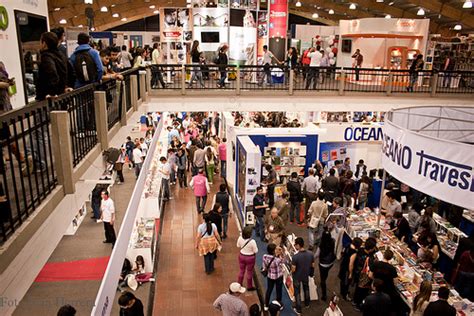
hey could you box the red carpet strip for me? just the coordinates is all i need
[35,256,110,282]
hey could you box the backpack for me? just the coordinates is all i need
[74,50,98,83]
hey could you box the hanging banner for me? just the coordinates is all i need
[381,121,474,210]
[268,0,287,39]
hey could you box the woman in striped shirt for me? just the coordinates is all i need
[262,243,285,311]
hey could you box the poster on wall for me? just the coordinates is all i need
[193,8,229,27]
[160,8,193,42]
[257,11,268,57]
[229,27,256,65]
[230,9,256,27]
[193,0,229,8]
[129,35,143,48]
[230,0,257,10]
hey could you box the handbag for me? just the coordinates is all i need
[261,255,276,277]
[308,216,320,229]
[357,258,372,288]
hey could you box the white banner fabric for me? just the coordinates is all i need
[381,121,474,210]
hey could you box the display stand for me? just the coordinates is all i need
[64,205,87,235]
[128,218,156,273]
[236,136,262,225]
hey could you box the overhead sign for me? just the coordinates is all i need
[381,121,474,210]
[321,123,384,143]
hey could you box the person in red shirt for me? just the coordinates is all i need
[218,138,227,178]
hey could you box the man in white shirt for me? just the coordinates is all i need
[302,168,321,213]
[100,191,116,246]
[140,138,148,158]
[260,45,281,85]
[133,144,143,180]
[158,156,171,200]
[305,46,323,90]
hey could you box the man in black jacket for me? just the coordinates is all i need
[423,286,456,316]
[322,168,339,203]
[361,278,392,316]
[287,172,303,225]
[36,32,70,101]
[253,186,268,241]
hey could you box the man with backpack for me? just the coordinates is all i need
[69,33,103,88]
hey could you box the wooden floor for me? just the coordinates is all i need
[153,175,259,315]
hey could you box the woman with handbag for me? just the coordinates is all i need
[196,213,221,274]
[236,226,258,290]
[262,243,285,311]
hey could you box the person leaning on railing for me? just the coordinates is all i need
[99,49,123,81]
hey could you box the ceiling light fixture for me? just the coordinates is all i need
[463,1,473,9]
[454,24,462,30]
[417,8,425,16]
[112,13,119,18]
[385,14,391,19]
[329,9,335,14]
[121,17,127,21]
[149,5,156,9]
[187,4,192,7]
[111,4,116,7]
[100,6,108,12]
[153,10,159,14]
[376,0,384,2]
[90,27,95,31]
[312,13,319,18]
[54,7,61,11]
[187,0,192,3]
[295,1,302,7]
[349,3,356,10]
[78,24,83,27]
[84,0,93,4]
[59,19,67,24]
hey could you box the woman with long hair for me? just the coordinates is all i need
[315,227,337,301]
[189,40,205,88]
[215,44,228,88]
[410,280,432,316]
[195,213,221,274]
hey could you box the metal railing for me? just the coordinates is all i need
[97,79,121,131]
[0,101,57,243]
[51,84,98,167]
[122,69,135,112]
[148,64,474,95]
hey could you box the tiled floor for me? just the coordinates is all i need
[153,176,259,315]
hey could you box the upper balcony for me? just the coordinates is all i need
[147,64,474,98]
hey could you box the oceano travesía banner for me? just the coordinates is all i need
[381,120,474,210]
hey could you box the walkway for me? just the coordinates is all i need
[13,116,148,316]
[153,176,259,315]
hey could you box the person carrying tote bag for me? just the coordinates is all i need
[196,213,221,274]
[236,226,258,291]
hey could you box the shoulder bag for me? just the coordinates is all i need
[261,256,276,277]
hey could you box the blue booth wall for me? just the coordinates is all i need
[248,134,319,177]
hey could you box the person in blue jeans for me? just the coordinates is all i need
[253,186,268,241]
[291,237,315,314]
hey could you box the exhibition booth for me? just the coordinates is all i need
[223,112,385,223]
[378,106,474,308]
[92,117,167,315]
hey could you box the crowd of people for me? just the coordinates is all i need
[233,111,303,128]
